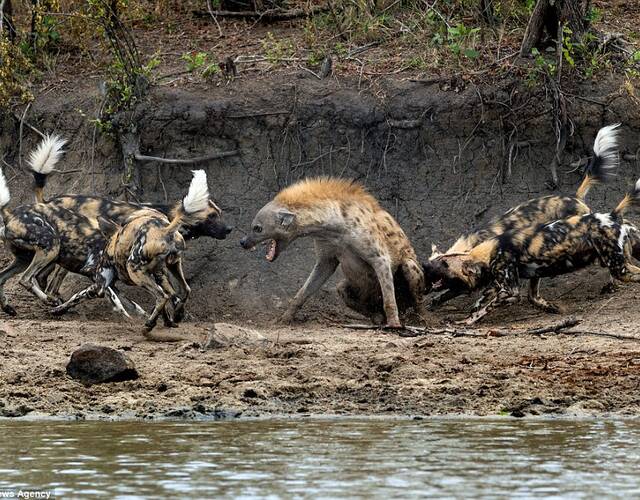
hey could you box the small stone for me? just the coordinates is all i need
[66,344,138,385]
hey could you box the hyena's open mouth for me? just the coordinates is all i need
[265,239,280,262]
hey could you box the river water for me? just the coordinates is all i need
[1,417,639,498]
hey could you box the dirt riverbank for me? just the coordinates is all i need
[2,265,639,420]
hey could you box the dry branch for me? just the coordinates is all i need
[199,4,329,21]
[134,150,239,165]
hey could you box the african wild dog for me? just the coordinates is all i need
[239,177,427,328]
[424,123,622,307]
[0,157,132,316]
[448,178,640,325]
[21,136,231,303]
[51,170,211,332]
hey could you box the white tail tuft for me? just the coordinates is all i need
[0,168,11,208]
[593,123,620,166]
[183,170,210,214]
[27,134,67,174]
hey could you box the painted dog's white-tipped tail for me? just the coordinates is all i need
[27,134,67,174]
[577,123,621,200]
[592,123,620,168]
[0,168,11,209]
[182,169,210,214]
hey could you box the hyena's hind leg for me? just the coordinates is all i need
[527,278,562,313]
[401,259,429,324]
[0,256,30,316]
[337,279,385,325]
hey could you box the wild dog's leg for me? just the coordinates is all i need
[36,264,55,296]
[50,283,103,315]
[402,259,429,323]
[527,278,562,313]
[19,246,61,305]
[461,259,519,325]
[0,257,30,316]
[610,261,640,283]
[166,259,190,324]
[127,269,173,331]
[430,288,464,309]
[51,266,117,315]
[370,256,402,328]
[280,242,339,324]
[45,266,69,298]
[112,286,147,318]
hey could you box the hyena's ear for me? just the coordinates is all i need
[430,244,442,260]
[97,217,120,238]
[277,210,296,227]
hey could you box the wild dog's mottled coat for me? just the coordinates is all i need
[52,170,213,331]
[240,177,426,328]
[460,179,640,324]
[424,124,622,306]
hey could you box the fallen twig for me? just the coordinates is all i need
[199,5,329,21]
[387,107,432,129]
[519,316,580,335]
[134,150,239,164]
[226,110,290,118]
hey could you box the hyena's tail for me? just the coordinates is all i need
[612,178,640,220]
[576,123,620,201]
[165,169,210,232]
[27,134,66,203]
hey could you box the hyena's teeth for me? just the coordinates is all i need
[266,239,277,261]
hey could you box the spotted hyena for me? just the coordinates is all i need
[240,177,427,328]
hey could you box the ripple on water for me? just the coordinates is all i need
[1,418,640,498]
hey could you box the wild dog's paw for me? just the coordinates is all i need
[49,305,66,316]
[163,316,179,328]
[2,304,17,317]
[45,295,63,307]
[143,320,157,333]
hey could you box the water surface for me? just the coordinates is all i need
[1,418,639,498]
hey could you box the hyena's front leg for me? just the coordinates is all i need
[370,256,402,328]
[527,278,562,313]
[280,255,339,324]
[401,259,429,324]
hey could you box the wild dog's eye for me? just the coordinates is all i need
[442,261,449,268]
[253,225,262,233]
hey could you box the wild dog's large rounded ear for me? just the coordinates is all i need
[97,217,120,238]
[277,210,296,227]
[430,244,442,260]
[462,261,482,281]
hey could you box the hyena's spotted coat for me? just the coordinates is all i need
[240,177,427,328]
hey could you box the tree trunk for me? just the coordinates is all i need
[0,0,16,41]
[520,0,591,56]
